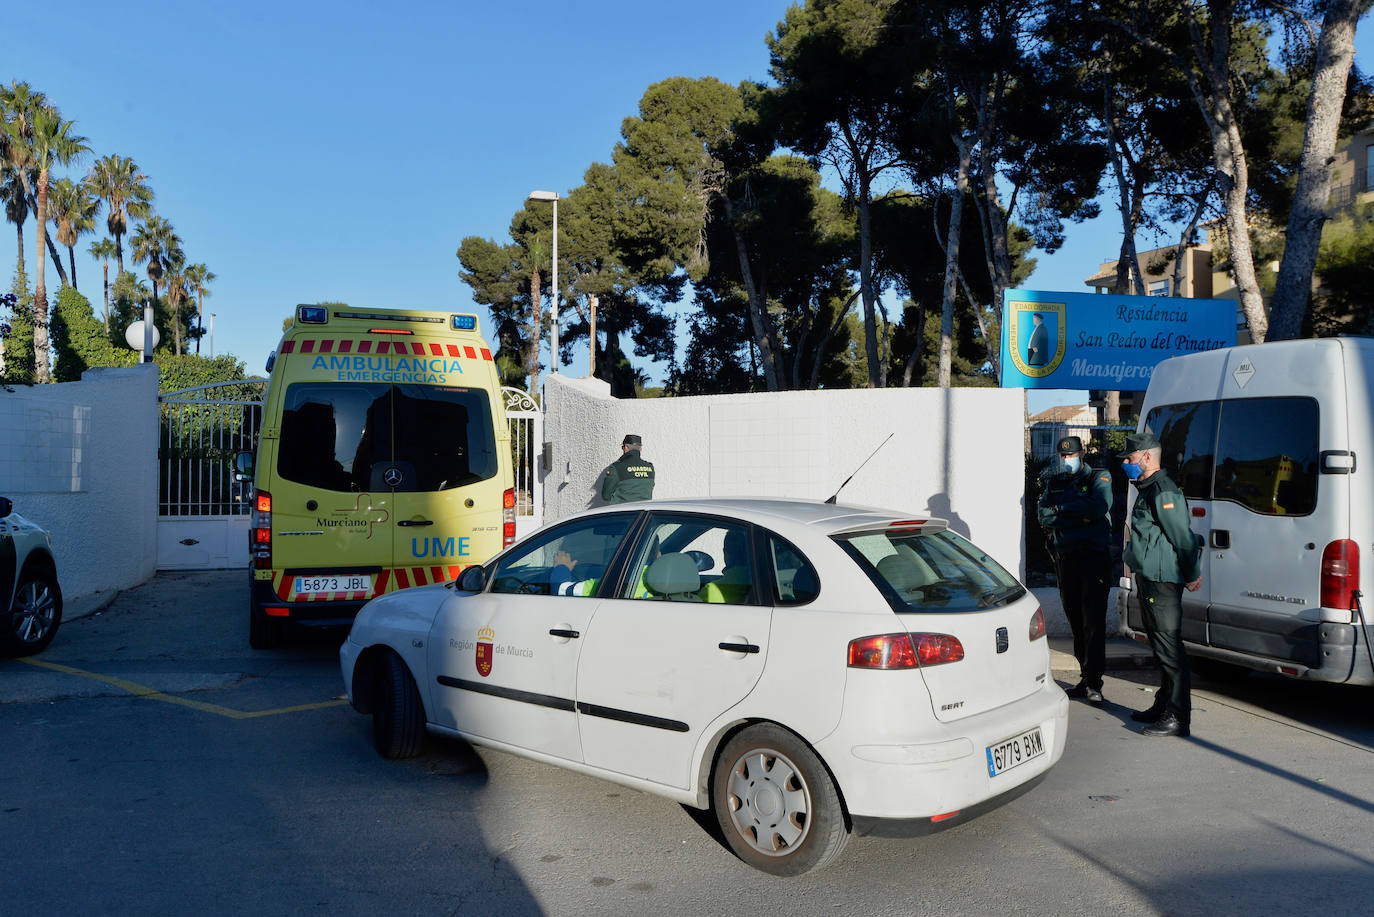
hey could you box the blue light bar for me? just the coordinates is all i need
[297,306,328,324]
[451,314,478,331]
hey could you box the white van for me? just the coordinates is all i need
[1120,337,1374,685]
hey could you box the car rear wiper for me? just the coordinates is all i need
[977,585,1023,608]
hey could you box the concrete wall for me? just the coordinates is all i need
[1,365,159,604]
[541,375,1028,579]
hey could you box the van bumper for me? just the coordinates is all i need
[251,578,366,629]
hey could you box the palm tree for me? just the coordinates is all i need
[0,82,69,289]
[88,237,117,331]
[129,215,183,353]
[4,102,89,383]
[184,262,215,354]
[1,171,28,274]
[85,154,153,274]
[48,176,99,290]
[162,254,191,355]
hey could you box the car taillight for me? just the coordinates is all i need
[1320,539,1359,610]
[503,488,517,547]
[1029,606,1047,640]
[847,632,963,669]
[252,491,272,569]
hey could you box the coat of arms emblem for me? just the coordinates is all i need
[476,626,495,677]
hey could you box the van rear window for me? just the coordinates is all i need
[278,382,498,492]
[834,529,1024,613]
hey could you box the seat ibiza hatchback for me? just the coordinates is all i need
[341,498,1068,875]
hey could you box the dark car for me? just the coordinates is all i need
[1,496,63,657]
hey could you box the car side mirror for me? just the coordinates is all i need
[458,565,486,592]
[233,451,255,483]
[0,496,11,518]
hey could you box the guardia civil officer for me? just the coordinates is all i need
[601,434,655,503]
[1037,435,1113,704]
[1121,430,1201,738]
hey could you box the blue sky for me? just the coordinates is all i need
[3,0,1371,409]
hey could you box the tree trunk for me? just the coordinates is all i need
[15,221,24,276]
[43,226,69,289]
[856,170,883,388]
[1217,119,1267,341]
[103,260,110,333]
[901,303,928,387]
[32,171,51,383]
[195,289,203,354]
[67,245,77,291]
[1171,191,1210,296]
[938,137,974,388]
[115,230,125,275]
[721,194,779,391]
[588,293,598,378]
[1268,0,1364,341]
[528,269,542,395]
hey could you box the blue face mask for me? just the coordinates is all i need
[1062,456,1081,474]
[1122,460,1143,480]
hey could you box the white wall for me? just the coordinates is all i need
[541,376,1028,578]
[1,365,159,602]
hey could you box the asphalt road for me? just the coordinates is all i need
[3,572,1373,916]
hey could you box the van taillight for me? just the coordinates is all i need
[252,491,272,569]
[503,488,517,547]
[1320,539,1359,610]
[847,633,964,669]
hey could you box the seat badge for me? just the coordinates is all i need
[995,627,1009,653]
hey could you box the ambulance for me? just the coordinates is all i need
[238,305,516,648]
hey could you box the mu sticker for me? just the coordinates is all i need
[1008,299,1067,378]
[476,626,495,677]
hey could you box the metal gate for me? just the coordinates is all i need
[157,379,267,570]
[503,386,543,539]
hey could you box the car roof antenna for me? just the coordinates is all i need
[824,433,894,504]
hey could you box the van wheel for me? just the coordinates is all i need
[249,601,282,650]
[712,724,849,876]
[1,566,63,657]
[373,651,426,759]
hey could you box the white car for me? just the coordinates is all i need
[340,498,1068,875]
[1,496,63,657]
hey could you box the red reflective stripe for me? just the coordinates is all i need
[449,565,463,580]
[276,574,292,601]
[395,568,411,589]
[358,340,373,354]
[411,342,425,355]
[301,340,316,353]
[338,339,353,353]
[280,341,295,354]
[429,343,442,356]
[412,567,428,586]
[378,341,392,354]
[319,339,334,353]
[447,344,461,357]
[431,566,445,582]
[464,346,476,359]
[480,348,492,361]
[373,569,390,596]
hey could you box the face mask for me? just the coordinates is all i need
[1122,461,1143,480]
[1062,456,1081,474]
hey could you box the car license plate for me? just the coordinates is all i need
[293,574,371,595]
[986,726,1045,777]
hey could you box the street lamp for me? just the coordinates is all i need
[527,190,559,374]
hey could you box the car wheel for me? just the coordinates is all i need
[1,566,63,657]
[248,600,283,650]
[712,724,849,876]
[373,651,426,759]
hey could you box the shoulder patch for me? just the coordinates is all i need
[1161,502,1175,510]
[1098,474,1110,483]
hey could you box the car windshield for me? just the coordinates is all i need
[834,528,1024,613]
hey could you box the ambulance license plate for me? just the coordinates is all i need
[985,726,1045,777]
[293,574,371,595]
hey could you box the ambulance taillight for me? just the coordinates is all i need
[503,488,517,547]
[252,491,272,568]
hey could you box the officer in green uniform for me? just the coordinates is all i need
[1038,435,1113,704]
[1121,430,1202,738]
[601,434,655,504]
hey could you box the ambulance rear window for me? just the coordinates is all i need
[278,382,498,492]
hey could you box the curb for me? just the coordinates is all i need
[64,589,120,622]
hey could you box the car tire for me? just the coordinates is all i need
[248,600,283,650]
[373,651,426,759]
[1,565,63,658]
[712,724,849,876]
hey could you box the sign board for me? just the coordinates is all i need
[999,289,1235,390]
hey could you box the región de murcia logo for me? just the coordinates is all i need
[475,626,495,677]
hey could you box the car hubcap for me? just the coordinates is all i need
[13,582,55,644]
[725,747,812,856]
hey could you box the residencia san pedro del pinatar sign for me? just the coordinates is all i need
[999,289,1235,390]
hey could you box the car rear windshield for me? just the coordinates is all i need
[834,528,1025,613]
[278,382,498,492]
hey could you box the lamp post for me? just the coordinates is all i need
[209,313,216,358]
[527,190,559,375]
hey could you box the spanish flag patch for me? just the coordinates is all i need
[1162,502,1175,510]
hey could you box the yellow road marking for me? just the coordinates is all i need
[16,657,347,720]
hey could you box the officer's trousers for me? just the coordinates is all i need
[1137,577,1191,724]
[1053,548,1110,690]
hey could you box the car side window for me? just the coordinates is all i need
[768,534,820,605]
[489,515,633,597]
[1213,397,1319,516]
[620,517,758,604]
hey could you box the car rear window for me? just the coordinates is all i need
[834,528,1024,613]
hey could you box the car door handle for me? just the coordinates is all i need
[1211,529,1230,549]
[718,641,760,654]
[549,628,581,639]
[398,519,434,527]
